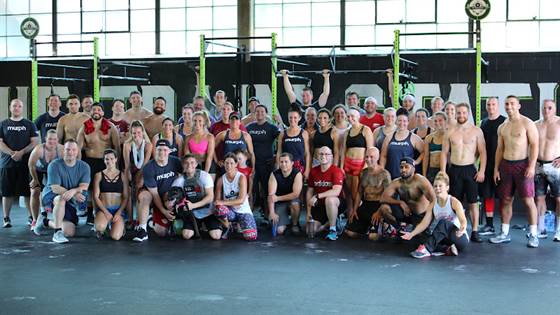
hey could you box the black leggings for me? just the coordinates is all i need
[425,220,469,253]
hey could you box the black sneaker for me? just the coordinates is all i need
[27,216,33,226]
[478,224,495,236]
[86,212,95,226]
[3,217,12,228]
[132,228,148,242]
[471,230,483,243]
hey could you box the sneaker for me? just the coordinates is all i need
[86,213,95,226]
[132,228,148,242]
[95,231,104,240]
[410,244,431,258]
[489,232,511,244]
[527,234,539,248]
[446,244,459,256]
[3,217,11,228]
[471,231,483,243]
[525,230,548,239]
[27,216,33,226]
[52,230,69,243]
[478,224,495,236]
[32,213,46,236]
[326,229,338,241]
[554,230,560,242]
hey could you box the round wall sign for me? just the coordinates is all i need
[465,0,491,20]
[20,17,40,39]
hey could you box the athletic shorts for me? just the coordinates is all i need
[496,159,535,199]
[448,164,478,204]
[311,199,346,225]
[96,205,128,220]
[479,169,498,199]
[152,207,172,228]
[83,157,106,189]
[42,191,89,225]
[387,203,425,226]
[183,214,222,231]
[293,160,305,175]
[346,200,381,234]
[426,167,440,184]
[343,157,366,177]
[0,163,31,197]
[535,160,560,197]
[272,199,300,227]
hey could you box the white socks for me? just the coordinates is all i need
[501,224,510,235]
[529,225,538,236]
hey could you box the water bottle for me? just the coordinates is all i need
[306,219,315,239]
[544,211,556,233]
[272,221,278,237]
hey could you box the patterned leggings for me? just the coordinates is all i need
[215,205,258,241]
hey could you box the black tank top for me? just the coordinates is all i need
[99,171,123,194]
[346,126,366,148]
[159,133,179,157]
[313,127,334,149]
[273,168,299,197]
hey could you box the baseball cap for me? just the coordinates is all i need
[155,139,171,148]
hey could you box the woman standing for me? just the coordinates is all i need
[184,111,215,177]
[372,107,397,151]
[312,109,339,167]
[214,112,255,172]
[277,106,311,179]
[423,112,447,183]
[332,104,350,166]
[153,118,183,158]
[176,104,194,137]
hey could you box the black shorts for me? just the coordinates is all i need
[253,161,274,202]
[35,172,46,190]
[83,157,106,189]
[479,169,497,199]
[448,164,478,204]
[0,164,31,197]
[388,203,425,226]
[183,215,222,231]
[199,160,218,174]
[426,167,440,184]
[311,199,346,225]
[346,200,380,234]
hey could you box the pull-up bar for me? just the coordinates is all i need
[277,44,393,49]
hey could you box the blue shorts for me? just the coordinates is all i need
[97,205,128,220]
[42,191,89,225]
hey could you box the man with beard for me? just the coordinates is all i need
[490,95,540,248]
[142,96,169,139]
[376,157,436,232]
[280,69,330,112]
[56,94,89,143]
[81,95,94,116]
[441,103,487,242]
[359,97,384,132]
[124,91,152,123]
[34,94,65,143]
[77,103,120,223]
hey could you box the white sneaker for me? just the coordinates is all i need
[553,230,560,242]
[32,213,45,236]
[52,230,69,244]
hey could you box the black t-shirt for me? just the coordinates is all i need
[246,121,280,163]
[34,111,65,142]
[294,100,321,112]
[273,168,300,197]
[0,118,39,168]
[480,115,506,170]
[142,156,182,197]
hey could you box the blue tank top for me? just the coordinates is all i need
[223,130,248,155]
[159,133,180,157]
[386,131,414,179]
[375,126,387,150]
[282,128,305,163]
[36,144,60,173]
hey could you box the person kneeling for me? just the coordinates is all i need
[92,149,129,241]
[171,154,220,240]
[268,153,303,235]
[214,153,257,241]
[402,172,469,258]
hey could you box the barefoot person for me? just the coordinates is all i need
[124,91,152,123]
[440,103,486,242]
[56,95,89,143]
[490,95,540,248]
[93,149,129,241]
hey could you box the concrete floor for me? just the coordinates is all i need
[1,206,560,315]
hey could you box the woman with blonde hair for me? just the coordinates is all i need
[184,111,216,178]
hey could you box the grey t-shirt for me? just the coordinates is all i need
[42,158,91,197]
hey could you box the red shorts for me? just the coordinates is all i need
[343,157,365,176]
[497,159,535,198]
[152,208,172,228]
[294,160,305,175]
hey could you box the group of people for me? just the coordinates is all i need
[1,72,558,258]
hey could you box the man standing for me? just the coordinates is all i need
[42,139,90,243]
[281,69,330,111]
[109,99,130,145]
[306,146,345,241]
[209,102,247,136]
[77,103,120,223]
[0,99,40,227]
[81,95,94,116]
[534,99,560,241]
[490,95,540,248]
[359,97,384,132]
[134,139,182,242]
[56,95,89,143]
[345,147,391,239]
[142,96,169,139]
[441,103,487,242]
[124,91,152,123]
[478,97,506,235]
[247,104,281,215]
[34,94,65,143]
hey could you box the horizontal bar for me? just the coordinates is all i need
[400,48,475,52]
[275,74,311,81]
[205,36,272,40]
[205,41,243,50]
[35,40,95,45]
[37,63,91,70]
[399,57,419,66]
[277,58,310,67]
[99,75,150,82]
[399,31,475,36]
[399,73,418,80]
[38,76,88,82]
[36,54,94,58]
[332,69,388,74]
[204,51,271,56]
[277,44,393,49]
[105,61,150,69]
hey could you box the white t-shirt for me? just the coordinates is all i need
[171,170,213,189]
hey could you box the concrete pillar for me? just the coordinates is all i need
[238,0,253,62]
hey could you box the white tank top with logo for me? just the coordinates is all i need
[429,196,461,232]
[222,171,252,214]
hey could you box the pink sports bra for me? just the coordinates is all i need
[188,136,209,155]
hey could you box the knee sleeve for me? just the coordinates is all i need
[242,228,257,241]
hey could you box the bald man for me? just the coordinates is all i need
[124,91,152,123]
